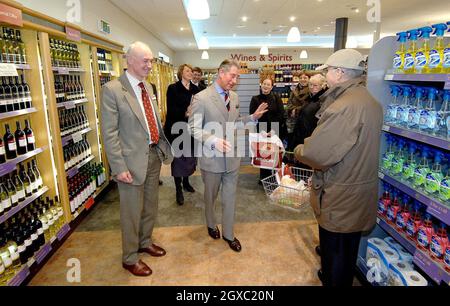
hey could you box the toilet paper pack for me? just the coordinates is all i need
[387,261,415,286]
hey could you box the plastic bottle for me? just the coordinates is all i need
[419,88,439,134]
[445,245,450,272]
[428,23,448,74]
[435,90,450,139]
[404,29,420,74]
[396,86,412,126]
[413,147,430,188]
[393,32,408,73]
[381,134,396,173]
[444,22,450,73]
[378,182,391,217]
[386,85,401,124]
[414,26,432,74]
[425,150,444,195]
[417,213,435,251]
[439,154,450,202]
[430,222,448,261]
[403,141,418,183]
[387,190,401,224]
[395,194,411,232]
[406,202,423,241]
[391,138,406,175]
[408,87,425,130]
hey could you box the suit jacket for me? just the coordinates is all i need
[188,85,253,173]
[101,74,174,186]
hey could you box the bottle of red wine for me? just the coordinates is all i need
[0,137,6,164]
[4,123,17,159]
[14,121,27,155]
[24,119,35,151]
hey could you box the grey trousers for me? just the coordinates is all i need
[201,168,239,240]
[117,147,162,265]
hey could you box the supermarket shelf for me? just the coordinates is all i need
[14,64,32,70]
[72,204,86,221]
[377,217,450,285]
[274,82,298,87]
[66,155,95,178]
[6,223,71,286]
[0,186,49,225]
[93,183,108,199]
[61,127,92,147]
[384,73,450,89]
[0,147,47,177]
[382,125,450,150]
[52,67,86,74]
[0,107,37,120]
[56,98,88,109]
[378,172,450,224]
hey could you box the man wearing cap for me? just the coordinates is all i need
[294,49,382,286]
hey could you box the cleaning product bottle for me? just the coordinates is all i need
[396,86,412,127]
[425,149,444,195]
[406,202,423,241]
[387,190,401,224]
[428,23,448,74]
[404,29,420,74]
[417,213,435,251]
[403,141,418,182]
[378,182,391,217]
[444,22,450,73]
[393,32,408,73]
[408,86,425,130]
[413,147,430,188]
[395,194,411,232]
[381,134,396,173]
[414,26,432,74]
[445,245,450,272]
[386,85,401,124]
[419,87,439,134]
[436,90,450,138]
[439,154,450,202]
[391,138,406,176]
[430,222,448,261]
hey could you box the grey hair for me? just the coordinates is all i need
[126,41,153,59]
[218,59,240,73]
[341,68,364,79]
[309,73,326,84]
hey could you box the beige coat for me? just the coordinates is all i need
[295,77,383,233]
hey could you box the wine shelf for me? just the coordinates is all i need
[66,155,95,179]
[56,98,88,109]
[0,108,38,120]
[61,127,92,147]
[0,147,47,177]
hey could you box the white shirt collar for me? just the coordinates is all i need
[126,71,143,89]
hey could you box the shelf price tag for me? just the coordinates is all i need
[35,243,52,265]
[7,266,30,286]
[65,26,81,42]
[72,132,83,144]
[57,67,70,75]
[64,101,76,110]
[57,224,71,241]
[0,63,19,77]
[85,197,95,210]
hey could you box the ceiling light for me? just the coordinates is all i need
[260,46,269,55]
[180,27,184,31]
[317,27,321,30]
[187,0,210,20]
[236,25,246,28]
[242,16,248,22]
[300,50,308,59]
[290,16,296,22]
[201,51,209,60]
[233,33,237,38]
[198,36,209,49]
[287,26,301,42]
[317,0,323,2]
[351,7,360,13]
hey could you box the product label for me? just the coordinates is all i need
[37,228,44,235]
[408,109,420,127]
[18,189,25,200]
[404,54,415,69]
[27,135,35,144]
[11,193,18,204]
[0,254,12,268]
[0,145,4,155]
[439,179,450,201]
[396,214,407,229]
[396,106,409,123]
[403,163,416,180]
[31,233,37,241]
[18,137,27,148]
[417,229,430,248]
[25,185,32,195]
[444,48,450,68]
[382,153,394,171]
[24,239,32,247]
[430,237,444,258]
[428,50,441,68]
[377,199,387,215]
[387,207,396,222]
[2,198,11,209]
[445,248,450,268]
[42,223,48,231]
[406,220,417,237]
[37,178,43,188]
[425,173,442,194]
[8,247,19,261]
[414,167,428,187]
[18,245,25,253]
[415,52,427,69]
[8,141,16,151]
[393,54,403,69]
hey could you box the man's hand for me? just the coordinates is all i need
[251,103,269,120]
[185,104,193,118]
[116,171,133,184]
[215,138,232,153]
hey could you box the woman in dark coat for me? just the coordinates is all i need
[250,77,287,183]
[164,64,199,205]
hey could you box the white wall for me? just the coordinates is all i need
[17,0,174,58]
[174,48,370,69]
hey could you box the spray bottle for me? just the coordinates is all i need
[408,86,425,130]
[413,146,430,188]
[445,245,450,272]
[436,90,450,139]
[425,150,444,195]
[396,194,411,232]
[387,190,401,224]
[378,182,392,217]
[439,153,450,202]
[396,86,412,126]
[428,23,448,74]
[391,138,406,175]
[415,26,433,74]
[419,87,439,134]
[403,141,418,182]
[430,222,448,261]
[444,22,450,73]
[393,32,408,72]
[406,202,423,241]
[404,29,420,74]
[417,213,435,251]
[381,134,396,172]
[386,85,401,124]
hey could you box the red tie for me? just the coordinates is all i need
[138,82,159,144]
[225,93,230,111]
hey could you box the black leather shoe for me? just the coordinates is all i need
[317,269,324,283]
[208,226,220,240]
[223,237,242,252]
[315,245,321,257]
[183,184,195,193]
[176,189,184,205]
[159,180,163,185]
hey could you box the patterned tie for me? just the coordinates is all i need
[138,82,159,144]
[224,92,230,112]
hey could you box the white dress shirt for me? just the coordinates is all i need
[126,71,159,144]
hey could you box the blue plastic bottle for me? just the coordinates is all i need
[436,90,450,138]
[413,147,430,188]
[404,29,420,74]
[403,142,418,182]
[415,26,433,74]
[419,88,439,134]
[425,150,444,195]
[396,86,412,126]
[393,32,408,72]
[386,85,401,124]
[408,87,425,130]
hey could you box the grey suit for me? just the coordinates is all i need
[188,85,253,240]
[101,74,173,265]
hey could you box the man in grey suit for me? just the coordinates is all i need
[101,41,173,277]
[188,59,268,252]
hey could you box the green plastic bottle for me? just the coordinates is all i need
[425,150,444,195]
[413,146,430,188]
[439,154,450,202]
[403,142,418,182]
[415,26,432,74]
[391,139,406,175]
[404,29,420,74]
[382,135,396,173]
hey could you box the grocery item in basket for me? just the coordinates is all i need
[275,164,295,184]
[269,176,309,205]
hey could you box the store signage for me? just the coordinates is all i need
[0,63,18,77]
[230,53,294,63]
[0,3,23,27]
[66,26,81,42]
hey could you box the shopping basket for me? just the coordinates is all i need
[260,152,313,211]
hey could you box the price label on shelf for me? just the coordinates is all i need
[64,101,76,110]
[382,125,390,132]
[384,74,394,81]
[57,224,71,241]
[0,63,19,77]
[57,67,70,75]
[72,132,83,144]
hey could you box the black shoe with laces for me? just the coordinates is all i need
[223,237,242,252]
[176,189,184,205]
[183,184,195,193]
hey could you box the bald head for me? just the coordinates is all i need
[126,41,154,81]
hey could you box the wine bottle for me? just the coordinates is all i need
[10,77,20,111]
[14,121,27,155]
[0,77,5,113]
[23,119,35,152]
[4,124,17,159]
[32,159,43,189]
[20,74,31,109]
[4,77,13,112]
[15,30,26,64]
[5,173,18,208]
[12,170,25,203]
[26,162,37,194]
[0,178,9,215]
[19,164,32,198]
[0,137,6,164]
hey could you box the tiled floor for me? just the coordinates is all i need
[29,165,323,286]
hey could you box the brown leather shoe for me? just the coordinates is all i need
[138,244,166,257]
[208,226,220,240]
[122,260,152,277]
[223,237,242,252]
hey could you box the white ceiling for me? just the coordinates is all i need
[110,0,450,51]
